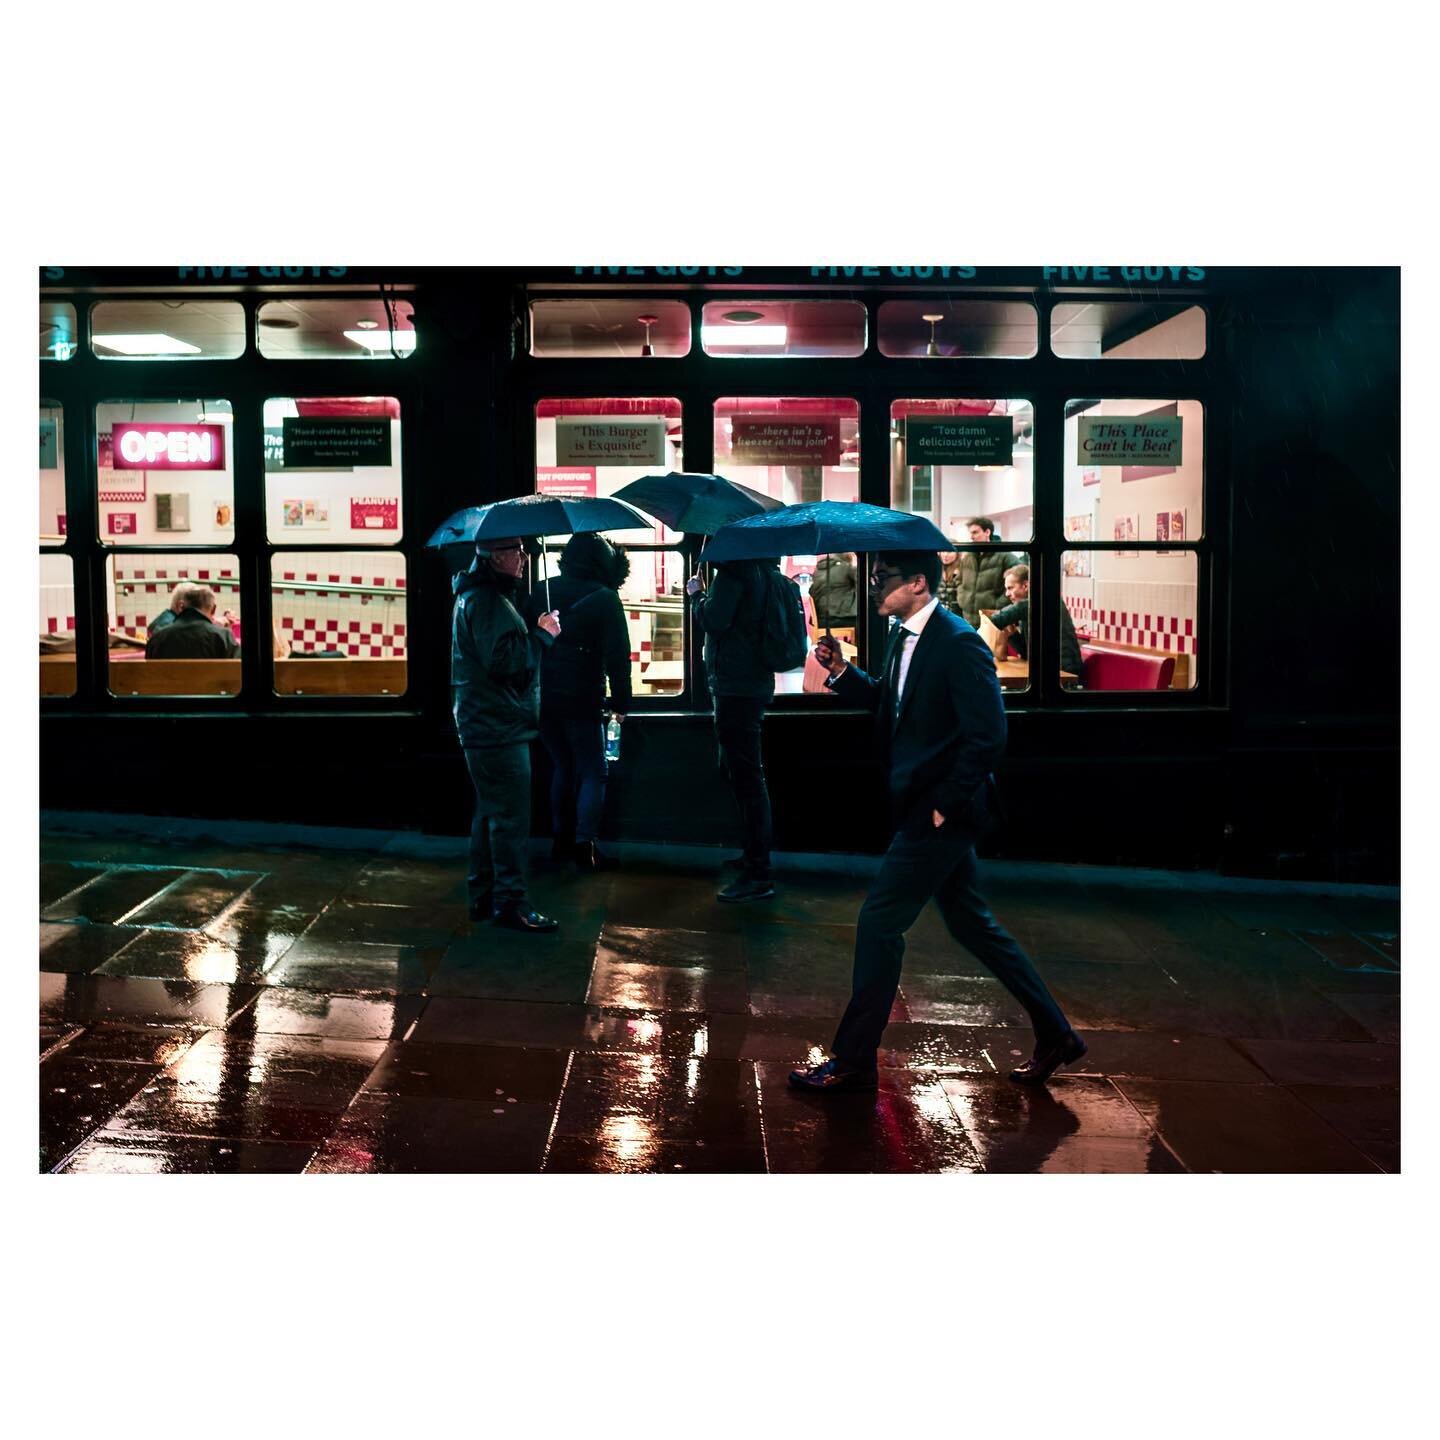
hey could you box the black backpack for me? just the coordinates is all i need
[760,569,810,672]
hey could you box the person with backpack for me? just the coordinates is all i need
[522,533,632,873]
[686,557,806,903]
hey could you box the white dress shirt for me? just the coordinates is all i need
[893,596,941,705]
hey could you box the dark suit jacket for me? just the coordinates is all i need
[830,603,1006,836]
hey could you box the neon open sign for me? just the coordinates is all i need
[111,423,226,470]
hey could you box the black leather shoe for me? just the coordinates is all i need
[717,875,776,903]
[572,841,619,873]
[1009,1031,1087,1085]
[493,905,559,934]
[467,893,492,922]
[788,1058,879,1093]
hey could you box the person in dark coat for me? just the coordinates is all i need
[954,517,1023,627]
[523,533,633,873]
[989,563,1084,680]
[144,584,239,658]
[452,538,561,933]
[687,558,778,903]
[808,554,857,630]
[790,549,1084,1092]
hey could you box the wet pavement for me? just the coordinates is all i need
[38,817,1401,1174]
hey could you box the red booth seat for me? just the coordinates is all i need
[1079,645,1176,691]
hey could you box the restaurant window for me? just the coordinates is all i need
[104,553,242,697]
[96,400,234,547]
[264,397,404,544]
[40,402,65,545]
[1059,398,1202,691]
[39,555,75,698]
[701,301,866,358]
[90,300,245,360]
[877,300,1038,359]
[535,397,685,699]
[714,396,860,692]
[890,399,1034,545]
[1051,302,1206,360]
[40,302,77,360]
[529,300,690,358]
[271,553,408,696]
[257,299,416,359]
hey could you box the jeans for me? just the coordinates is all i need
[832,828,1070,1068]
[463,743,531,911]
[539,711,607,844]
[713,694,772,880]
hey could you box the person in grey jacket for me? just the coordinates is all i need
[954,517,1023,627]
[452,538,561,932]
[687,559,777,903]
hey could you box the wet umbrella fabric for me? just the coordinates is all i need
[699,500,950,564]
[613,472,783,536]
[424,494,650,549]
[425,494,650,608]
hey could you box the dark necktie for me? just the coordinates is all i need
[885,624,905,727]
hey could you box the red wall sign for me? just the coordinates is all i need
[731,417,841,466]
[536,466,597,497]
[350,497,399,530]
[107,513,137,535]
[111,423,227,470]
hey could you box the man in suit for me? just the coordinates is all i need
[788,550,1085,1092]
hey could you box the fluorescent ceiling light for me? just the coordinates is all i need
[94,333,202,355]
[344,329,417,353]
[702,324,787,348]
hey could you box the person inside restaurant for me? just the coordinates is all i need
[989,563,1083,679]
[955,517,1023,628]
[143,584,240,659]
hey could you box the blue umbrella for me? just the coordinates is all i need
[426,493,650,607]
[700,500,949,564]
[613,472,783,537]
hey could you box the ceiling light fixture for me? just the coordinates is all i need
[343,329,417,354]
[922,313,944,357]
[636,314,659,357]
[354,318,380,330]
[93,333,202,356]
[720,310,766,324]
[702,324,787,348]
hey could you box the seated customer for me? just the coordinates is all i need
[989,564,1083,678]
[144,584,240,659]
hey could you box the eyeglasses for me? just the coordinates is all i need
[868,568,906,590]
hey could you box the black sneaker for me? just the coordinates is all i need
[717,875,776,904]
[493,905,560,934]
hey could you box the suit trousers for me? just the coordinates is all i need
[832,826,1071,1068]
[464,743,531,911]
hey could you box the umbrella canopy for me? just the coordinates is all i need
[425,493,650,549]
[613,471,784,536]
[700,501,950,564]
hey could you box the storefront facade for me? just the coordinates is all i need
[37,266,1400,881]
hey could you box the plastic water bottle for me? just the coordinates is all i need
[605,716,622,762]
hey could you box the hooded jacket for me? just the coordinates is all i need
[692,559,777,701]
[522,534,633,719]
[451,555,553,748]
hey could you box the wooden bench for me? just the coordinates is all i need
[41,657,408,698]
